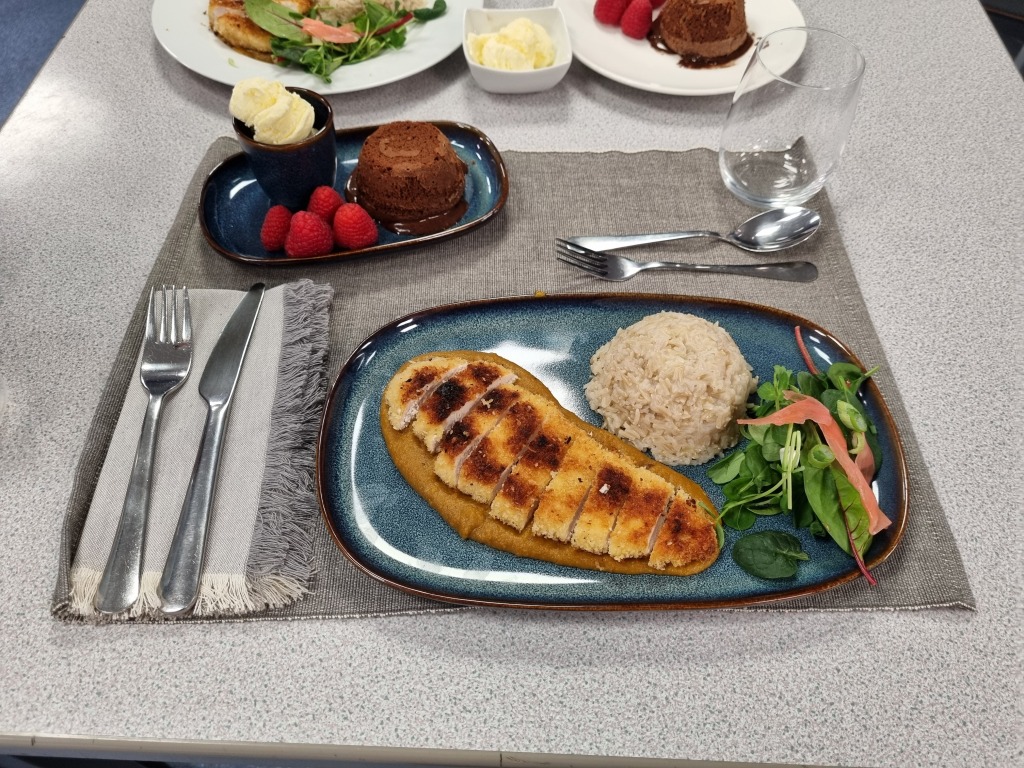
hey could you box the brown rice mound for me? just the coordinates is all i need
[584,312,757,466]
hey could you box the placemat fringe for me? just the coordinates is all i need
[67,568,164,620]
[67,566,102,616]
[244,280,334,610]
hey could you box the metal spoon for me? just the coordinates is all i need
[565,206,821,253]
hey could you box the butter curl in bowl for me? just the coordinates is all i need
[463,7,572,93]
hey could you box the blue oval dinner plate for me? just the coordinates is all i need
[316,294,908,609]
[199,121,508,265]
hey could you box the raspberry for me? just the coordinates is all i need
[332,203,379,250]
[620,0,653,39]
[260,205,292,251]
[284,211,334,258]
[306,185,343,222]
[594,0,631,25]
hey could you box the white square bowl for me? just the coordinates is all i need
[463,7,572,94]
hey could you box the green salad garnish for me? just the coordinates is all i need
[709,327,888,584]
[244,0,447,83]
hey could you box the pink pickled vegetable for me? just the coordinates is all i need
[301,18,360,44]
[794,325,820,375]
[855,445,875,483]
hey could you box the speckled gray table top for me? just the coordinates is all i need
[0,1,1021,767]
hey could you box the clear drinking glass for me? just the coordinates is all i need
[719,27,866,208]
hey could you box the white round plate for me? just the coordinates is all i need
[555,0,806,96]
[152,0,482,94]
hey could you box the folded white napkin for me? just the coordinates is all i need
[69,280,333,620]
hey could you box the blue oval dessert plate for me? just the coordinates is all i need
[316,294,909,610]
[199,121,508,265]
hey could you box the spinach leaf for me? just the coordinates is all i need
[743,448,774,488]
[722,474,753,502]
[788,473,814,527]
[245,0,308,41]
[732,531,809,579]
[707,450,744,484]
[796,370,825,399]
[827,362,864,392]
[759,431,783,463]
[721,506,756,530]
[751,499,784,516]
[801,461,851,555]
[745,423,771,446]
[828,361,878,396]
[832,468,873,557]
[818,387,843,418]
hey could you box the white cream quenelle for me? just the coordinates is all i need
[229,77,315,145]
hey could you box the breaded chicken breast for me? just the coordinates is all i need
[383,352,721,575]
[208,0,313,61]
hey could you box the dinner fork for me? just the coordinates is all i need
[95,286,193,615]
[555,241,818,283]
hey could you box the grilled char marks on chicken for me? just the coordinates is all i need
[490,414,575,532]
[458,398,545,504]
[531,433,603,543]
[434,385,521,488]
[384,353,720,573]
[607,470,674,561]
[649,494,720,569]
[570,459,634,555]
[383,355,468,431]
[411,361,517,452]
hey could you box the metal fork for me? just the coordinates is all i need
[555,241,818,283]
[95,286,193,615]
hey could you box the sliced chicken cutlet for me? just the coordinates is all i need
[383,356,468,431]
[570,454,636,555]
[208,0,312,61]
[434,385,521,489]
[530,432,605,543]
[648,493,719,569]
[488,406,575,531]
[457,397,545,505]
[382,352,721,576]
[411,361,517,452]
[606,469,674,561]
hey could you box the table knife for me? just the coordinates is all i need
[158,283,265,617]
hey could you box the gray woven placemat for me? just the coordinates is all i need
[53,137,974,620]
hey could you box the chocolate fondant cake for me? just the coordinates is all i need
[657,0,749,61]
[351,121,468,222]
